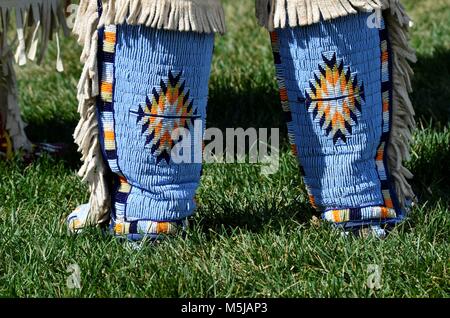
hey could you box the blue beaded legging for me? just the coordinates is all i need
[97,23,214,235]
[271,13,406,229]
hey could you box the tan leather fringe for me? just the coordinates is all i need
[0,0,69,152]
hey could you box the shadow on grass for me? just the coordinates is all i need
[409,136,450,206]
[207,85,283,130]
[412,47,450,125]
[193,200,317,238]
[23,116,80,169]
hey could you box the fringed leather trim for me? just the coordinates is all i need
[0,0,69,153]
[73,21,111,225]
[0,0,70,71]
[74,0,225,50]
[256,0,383,30]
[384,0,417,209]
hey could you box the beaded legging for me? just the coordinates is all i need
[97,24,214,239]
[271,13,406,229]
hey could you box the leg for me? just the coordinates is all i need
[106,25,214,240]
[70,0,225,236]
[270,11,415,236]
[69,24,214,241]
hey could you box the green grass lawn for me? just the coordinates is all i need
[0,0,449,297]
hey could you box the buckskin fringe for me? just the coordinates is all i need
[0,0,70,153]
[73,0,226,48]
[255,0,383,30]
[73,19,111,224]
[0,0,70,71]
[383,0,417,209]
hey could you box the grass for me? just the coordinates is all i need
[0,0,449,297]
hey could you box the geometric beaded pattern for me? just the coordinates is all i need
[113,176,132,222]
[98,24,122,174]
[111,217,189,241]
[323,206,397,223]
[98,24,133,222]
[132,70,199,164]
[375,17,398,212]
[305,52,365,145]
